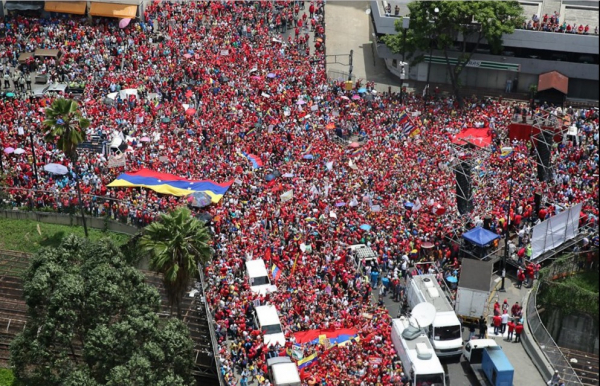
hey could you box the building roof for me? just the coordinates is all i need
[538,71,569,95]
[458,258,492,292]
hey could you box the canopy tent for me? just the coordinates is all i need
[18,52,34,63]
[45,1,87,15]
[89,2,137,19]
[462,227,500,247]
[5,1,43,11]
[34,49,61,58]
[451,128,492,148]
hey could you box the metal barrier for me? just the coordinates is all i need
[197,264,226,386]
[327,69,356,82]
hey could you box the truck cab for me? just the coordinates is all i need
[463,339,498,364]
[347,244,379,274]
[254,305,286,348]
[245,259,277,295]
[267,357,301,386]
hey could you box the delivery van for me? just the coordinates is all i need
[254,305,286,347]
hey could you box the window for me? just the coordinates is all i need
[434,325,462,341]
[262,323,283,335]
[251,275,270,286]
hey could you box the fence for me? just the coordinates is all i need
[524,251,599,386]
[327,69,356,83]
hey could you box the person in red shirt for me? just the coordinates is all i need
[507,320,515,341]
[493,314,502,335]
[517,269,525,289]
[514,322,524,342]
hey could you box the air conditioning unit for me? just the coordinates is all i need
[427,287,440,298]
[416,343,433,359]
[423,277,434,288]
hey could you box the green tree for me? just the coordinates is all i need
[43,98,91,237]
[383,1,524,106]
[140,207,212,318]
[9,235,194,386]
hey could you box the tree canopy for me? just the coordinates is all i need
[10,235,194,386]
[43,98,90,161]
[140,207,212,318]
[383,1,524,102]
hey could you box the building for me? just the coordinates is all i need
[370,0,599,101]
[2,0,146,22]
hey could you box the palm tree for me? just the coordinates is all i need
[139,207,212,318]
[43,98,91,237]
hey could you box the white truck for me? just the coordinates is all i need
[391,317,448,386]
[406,274,463,357]
[455,259,492,320]
[267,357,301,386]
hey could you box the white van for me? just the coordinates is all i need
[245,259,277,295]
[267,357,301,386]
[463,339,499,364]
[254,305,286,348]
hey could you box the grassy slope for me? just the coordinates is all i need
[0,218,130,254]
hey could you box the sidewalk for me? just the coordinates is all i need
[485,274,547,386]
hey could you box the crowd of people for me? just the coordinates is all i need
[0,1,599,385]
[520,11,597,34]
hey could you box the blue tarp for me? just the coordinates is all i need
[462,227,500,247]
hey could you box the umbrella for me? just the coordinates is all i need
[446,276,458,283]
[3,147,14,154]
[189,191,212,208]
[267,73,277,78]
[282,173,294,178]
[351,95,361,100]
[358,88,367,93]
[432,204,446,216]
[140,136,151,142]
[183,53,192,59]
[185,108,196,116]
[325,123,336,130]
[404,202,414,209]
[335,202,346,207]
[302,154,313,160]
[340,96,350,100]
[272,170,282,178]
[5,92,15,98]
[265,173,277,182]
[296,99,306,105]
[196,212,213,223]
[119,18,131,29]
[316,38,323,42]
[43,163,68,175]
[13,148,26,155]
[349,142,361,148]
[359,224,372,231]
[422,242,435,249]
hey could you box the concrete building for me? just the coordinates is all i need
[2,0,146,22]
[370,0,599,101]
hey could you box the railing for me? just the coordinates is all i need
[327,69,356,82]
[197,264,226,386]
[525,251,598,386]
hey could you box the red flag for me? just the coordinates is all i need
[265,248,272,262]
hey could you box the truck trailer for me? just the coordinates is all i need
[391,317,448,386]
[406,274,463,356]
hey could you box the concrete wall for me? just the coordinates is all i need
[544,309,600,355]
[0,209,139,236]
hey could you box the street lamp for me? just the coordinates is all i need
[424,7,439,109]
[499,146,515,292]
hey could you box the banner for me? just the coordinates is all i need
[531,203,582,259]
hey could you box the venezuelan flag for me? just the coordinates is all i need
[242,152,263,168]
[245,127,256,137]
[349,148,363,158]
[271,264,282,281]
[499,148,514,159]
[398,111,409,126]
[297,353,319,370]
[294,328,358,346]
[408,126,420,137]
[107,169,233,203]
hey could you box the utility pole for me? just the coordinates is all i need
[499,150,515,292]
[348,49,354,81]
[29,132,39,188]
[400,17,410,104]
